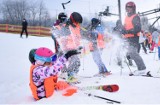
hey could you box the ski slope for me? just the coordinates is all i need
[0,32,160,104]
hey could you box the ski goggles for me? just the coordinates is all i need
[35,60,45,65]
[34,54,57,63]
[126,6,133,8]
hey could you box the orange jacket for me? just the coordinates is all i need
[29,65,57,100]
[60,25,81,51]
[124,14,140,38]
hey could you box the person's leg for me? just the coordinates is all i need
[158,46,160,60]
[25,29,28,38]
[129,45,146,70]
[67,55,80,79]
[137,43,141,53]
[142,42,147,53]
[150,41,155,52]
[145,39,148,48]
[92,50,108,73]
[20,29,24,38]
[148,43,151,49]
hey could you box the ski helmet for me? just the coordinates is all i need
[91,18,100,26]
[58,12,67,23]
[34,47,55,64]
[29,48,37,64]
[125,1,136,13]
[69,12,83,25]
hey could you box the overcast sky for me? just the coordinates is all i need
[43,0,160,25]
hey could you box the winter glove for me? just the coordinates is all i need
[64,50,81,59]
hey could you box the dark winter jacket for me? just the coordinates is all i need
[22,19,28,29]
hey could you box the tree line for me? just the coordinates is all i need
[0,0,154,31]
[0,0,56,27]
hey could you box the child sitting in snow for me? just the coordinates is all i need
[29,47,80,100]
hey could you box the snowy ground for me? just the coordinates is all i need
[0,32,160,104]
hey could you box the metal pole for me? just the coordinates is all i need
[118,0,122,22]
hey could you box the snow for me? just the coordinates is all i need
[0,32,160,104]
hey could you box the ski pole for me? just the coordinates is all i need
[153,46,157,60]
[122,52,133,74]
[86,93,121,104]
[124,57,132,74]
[109,50,112,65]
[120,47,132,74]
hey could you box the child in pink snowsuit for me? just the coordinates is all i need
[29,47,80,100]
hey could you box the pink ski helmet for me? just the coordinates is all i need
[34,47,54,63]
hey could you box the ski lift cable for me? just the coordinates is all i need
[155,7,160,26]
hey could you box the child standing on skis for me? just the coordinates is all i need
[86,18,111,76]
[52,12,83,83]
[29,47,80,100]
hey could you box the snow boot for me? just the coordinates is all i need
[59,72,68,80]
[67,76,78,83]
[129,70,146,76]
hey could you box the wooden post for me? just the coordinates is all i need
[6,24,8,32]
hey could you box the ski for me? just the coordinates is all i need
[141,75,160,78]
[67,81,81,85]
[78,72,112,79]
[129,71,160,78]
[85,93,121,104]
[78,84,119,92]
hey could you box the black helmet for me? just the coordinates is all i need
[70,12,83,24]
[29,49,37,64]
[58,12,67,23]
[91,18,100,26]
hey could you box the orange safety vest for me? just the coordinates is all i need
[61,25,81,51]
[89,33,105,51]
[124,14,140,38]
[97,33,105,49]
[29,65,57,100]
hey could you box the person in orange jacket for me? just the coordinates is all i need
[121,1,146,76]
[86,18,110,76]
[150,29,160,53]
[144,31,152,49]
[29,47,80,100]
[52,12,83,83]
[138,30,147,54]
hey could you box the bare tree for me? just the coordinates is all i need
[29,1,39,26]
[37,0,46,26]
[0,0,53,27]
